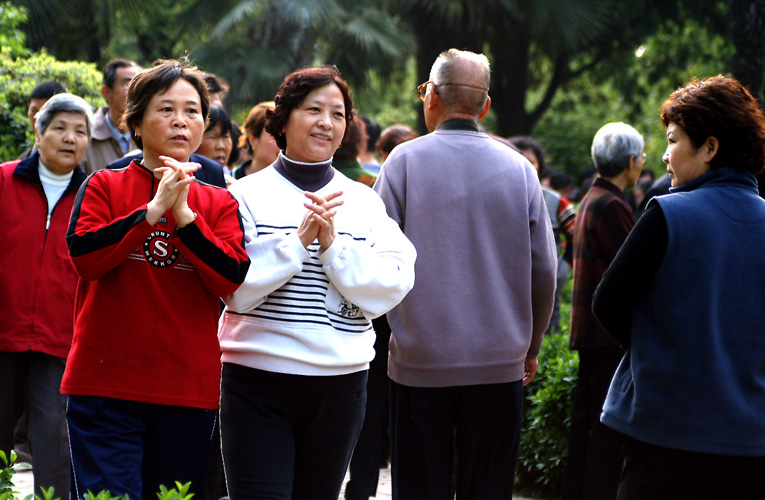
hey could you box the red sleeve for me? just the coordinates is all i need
[557,195,576,237]
[171,190,249,297]
[66,172,155,281]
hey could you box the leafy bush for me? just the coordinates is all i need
[0,450,194,500]
[516,276,579,499]
[0,3,102,162]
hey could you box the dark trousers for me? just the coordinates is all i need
[617,437,765,500]
[0,351,70,498]
[67,395,217,500]
[220,363,367,500]
[389,379,523,500]
[345,316,392,499]
[562,350,625,500]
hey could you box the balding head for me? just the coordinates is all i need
[429,49,490,117]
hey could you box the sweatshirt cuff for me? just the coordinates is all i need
[316,235,346,265]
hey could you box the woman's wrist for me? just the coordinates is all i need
[146,200,164,226]
[175,206,196,228]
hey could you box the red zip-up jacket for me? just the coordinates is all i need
[61,161,250,409]
[0,152,85,359]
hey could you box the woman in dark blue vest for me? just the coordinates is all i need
[592,75,765,500]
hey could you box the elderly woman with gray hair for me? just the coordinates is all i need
[0,92,93,499]
[563,121,645,500]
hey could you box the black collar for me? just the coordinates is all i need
[273,152,334,192]
[436,118,480,132]
[13,150,87,193]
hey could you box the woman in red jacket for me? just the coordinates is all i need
[63,58,249,499]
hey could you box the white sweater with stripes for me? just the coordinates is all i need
[219,166,416,376]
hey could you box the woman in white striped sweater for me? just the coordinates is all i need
[218,65,416,500]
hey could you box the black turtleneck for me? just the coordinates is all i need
[273,152,334,192]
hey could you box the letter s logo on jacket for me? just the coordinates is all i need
[143,230,179,268]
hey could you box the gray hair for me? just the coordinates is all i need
[591,122,644,177]
[429,49,490,116]
[36,93,95,138]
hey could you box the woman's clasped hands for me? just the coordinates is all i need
[298,190,344,251]
[146,155,201,227]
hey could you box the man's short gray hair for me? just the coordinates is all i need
[591,122,644,177]
[36,93,95,138]
[429,49,490,116]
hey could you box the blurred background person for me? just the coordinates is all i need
[0,93,94,499]
[234,101,279,180]
[346,121,420,500]
[218,65,415,500]
[563,122,645,500]
[375,124,418,163]
[63,59,249,500]
[18,80,66,160]
[203,72,229,109]
[196,106,233,168]
[358,115,380,175]
[80,58,141,174]
[509,135,575,335]
[333,111,377,187]
[594,75,765,500]
[226,121,243,177]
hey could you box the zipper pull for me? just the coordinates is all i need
[46,214,51,230]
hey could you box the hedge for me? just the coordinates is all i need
[0,49,102,161]
[516,277,579,499]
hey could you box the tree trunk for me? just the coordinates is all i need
[488,11,533,137]
[729,0,765,99]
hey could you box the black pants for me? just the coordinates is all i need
[390,379,523,500]
[618,437,765,500]
[345,316,391,498]
[0,351,70,498]
[562,350,625,500]
[220,363,367,500]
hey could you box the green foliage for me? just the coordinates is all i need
[156,482,193,500]
[533,12,733,180]
[0,452,192,500]
[353,58,418,131]
[516,276,579,499]
[80,491,129,500]
[0,450,20,500]
[0,50,101,161]
[0,3,28,58]
[192,0,414,116]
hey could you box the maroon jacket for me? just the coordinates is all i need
[570,177,633,352]
[0,152,86,359]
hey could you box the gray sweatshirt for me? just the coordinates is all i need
[374,121,557,387]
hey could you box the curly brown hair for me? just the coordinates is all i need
[661,75,765,174]
[265,66,353,151]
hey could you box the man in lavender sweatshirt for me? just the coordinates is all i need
[374,48,557,500]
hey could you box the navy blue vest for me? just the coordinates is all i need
[602,168,765,455]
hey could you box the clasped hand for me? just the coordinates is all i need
[298,191,344,251]
[146,156,200,227]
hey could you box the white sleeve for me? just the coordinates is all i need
[222,191,311,313]
[317,198,416,319]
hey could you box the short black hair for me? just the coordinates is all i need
[103,59,139,89]
[360,115,380,153]
[203,73,229,94]
[206,106,232,135]
[30,81,66,100]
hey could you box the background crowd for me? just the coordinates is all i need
[2,7,765,498]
